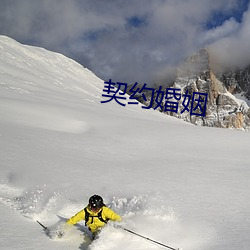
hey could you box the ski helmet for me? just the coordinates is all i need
[89,195,104,210]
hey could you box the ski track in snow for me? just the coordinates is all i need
[0,99,91,134]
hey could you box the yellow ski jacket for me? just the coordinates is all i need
[67,206,121,233]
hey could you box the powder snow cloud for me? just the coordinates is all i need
[0,0,249,85]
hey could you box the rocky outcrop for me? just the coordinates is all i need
[167,49,250,129]
[216,66,250,100]
[127,49,250,130]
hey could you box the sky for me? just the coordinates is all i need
[0,0,249,85]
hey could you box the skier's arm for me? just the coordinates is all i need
[67,209,85,225]
[104,207,122,222]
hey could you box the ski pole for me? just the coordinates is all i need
[37,220,48,231]
[122,227,180,250]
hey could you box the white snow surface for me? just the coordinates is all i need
[0,36,250,250]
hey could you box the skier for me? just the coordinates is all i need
[66,194,121,239]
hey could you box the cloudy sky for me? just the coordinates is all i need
[0,0,249,85]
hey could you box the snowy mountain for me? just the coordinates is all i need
[217,65,250,102]
[0,36,250,250]
[173,49,250,129]
[127,49,250,130]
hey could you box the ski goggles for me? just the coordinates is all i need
[89,204,101,212]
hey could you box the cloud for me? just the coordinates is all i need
[200,18,240,45]
[0,0,249,84]
[209,3,250,69]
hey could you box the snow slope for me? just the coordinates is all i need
[0,36,250,250]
